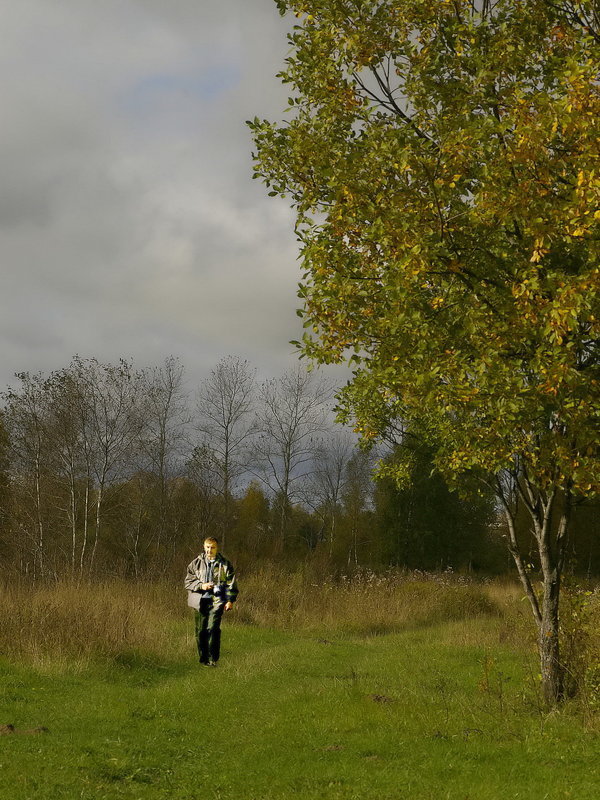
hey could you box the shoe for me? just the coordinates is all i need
[207,660,217,667]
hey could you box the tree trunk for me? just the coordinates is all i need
[539,489,572,703]
[496,471,572,707]
[34,452,44,579]
[539,572,563,704]
[70,469,77,574]
[89,482,103,573]
[79,482,90,575]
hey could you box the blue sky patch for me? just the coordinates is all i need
[124,64,241,115]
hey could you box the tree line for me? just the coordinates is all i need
[0,354,512,581]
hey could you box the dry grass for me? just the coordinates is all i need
[0,569,532,666]
[236,565,522,637]
[0,579,187,666]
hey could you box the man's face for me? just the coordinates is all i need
[204,540,218,559]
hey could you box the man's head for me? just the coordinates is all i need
[203,537,219,560]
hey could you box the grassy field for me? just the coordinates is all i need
[1,576,600,799]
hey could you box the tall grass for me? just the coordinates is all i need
[0,580,188,665]
[239,565,504,633]
[0,568,530,665]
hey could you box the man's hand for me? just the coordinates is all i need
[201,582,214,591]
[224,602,233,612]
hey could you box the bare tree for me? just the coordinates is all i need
[302,430,358,556]
[196,356,256,545]
[44,368,88,574]
[117,472,155,578]
[185,444,222,543]
[2,374,51,578]
[139,356,191,565]
[72,358,145,571]
[342,448,376,566]
[254,366,333,550]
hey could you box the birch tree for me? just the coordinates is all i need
[73,358,145,571]
[3,374,52,577]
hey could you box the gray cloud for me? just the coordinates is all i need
[0,0,327,391]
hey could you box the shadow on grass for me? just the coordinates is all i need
[107,650,191,684]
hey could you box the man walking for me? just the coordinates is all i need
[184,537,238,666]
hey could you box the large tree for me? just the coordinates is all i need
[251,0,600,703]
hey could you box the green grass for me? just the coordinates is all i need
[2,616,600,800]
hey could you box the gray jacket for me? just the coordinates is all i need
[184,552,238,607]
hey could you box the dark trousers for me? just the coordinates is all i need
[195,598,225,663]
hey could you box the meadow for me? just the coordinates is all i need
[1,571,600,800]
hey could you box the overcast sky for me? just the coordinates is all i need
[0,0,338,393]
